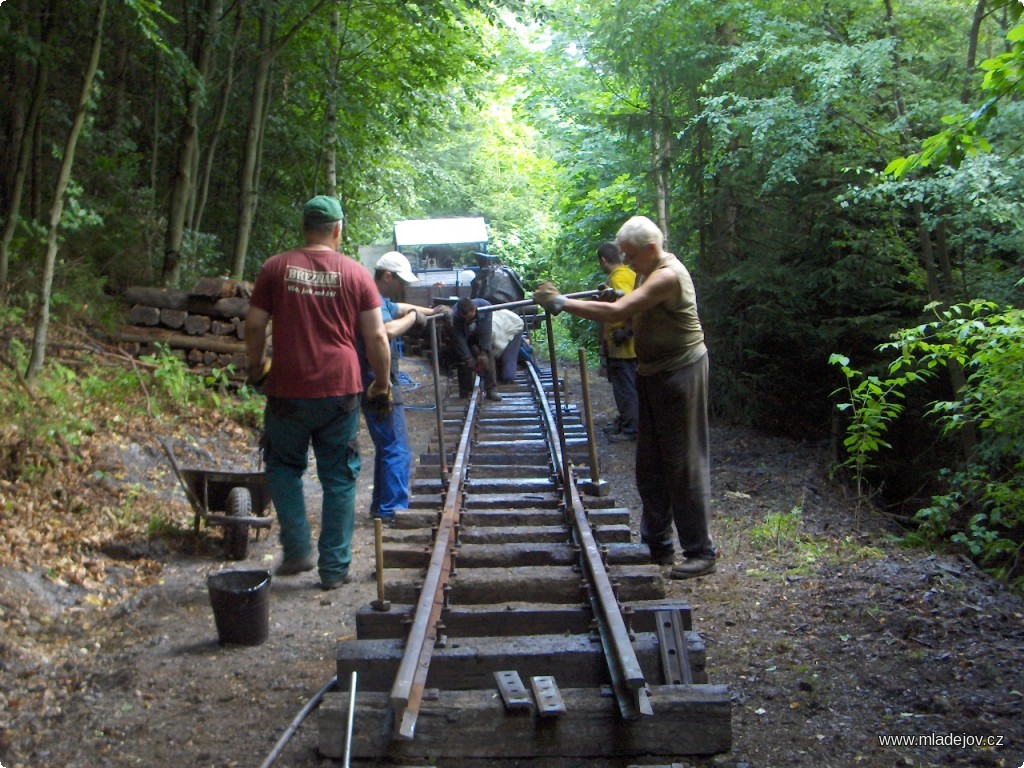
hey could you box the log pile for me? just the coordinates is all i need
[115,278,252,375]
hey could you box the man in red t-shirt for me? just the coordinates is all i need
[246,195,390,589]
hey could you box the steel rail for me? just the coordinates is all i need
[524,357,651,720]
[390,346,649,740]
[388,386,480,739]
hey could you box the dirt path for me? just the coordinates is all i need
[1,355,1022,768]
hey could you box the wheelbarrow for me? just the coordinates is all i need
[160,439,274,561]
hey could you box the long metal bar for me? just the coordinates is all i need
[343,671,357,768]
[474,288,605,314]
[577,347,601,486]
[525,356,650,719]
[542,313,573,510]
[428,316,449,482]
[389,388,479,739]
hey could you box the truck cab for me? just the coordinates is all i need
[390,217,489,307]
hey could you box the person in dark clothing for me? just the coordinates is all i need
[452,297,502,402]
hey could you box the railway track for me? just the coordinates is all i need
[318,341,731,765]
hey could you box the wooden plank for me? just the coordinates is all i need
[380,522,632,546]
[372,563,665,606]
[318,684,731,759]
[380,541,652,569]
[334,631,705,692]
[115,325,246,354]
[419,452,550,468]
[412,477,555,495]
[384,507,630,532]
[355,599,693,640]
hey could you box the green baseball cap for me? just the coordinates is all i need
[302,195,344,226]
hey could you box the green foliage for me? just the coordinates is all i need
[886,21,1024,179]
[749,506,803,550]
[831,296,1024,589]
[139,345,261,420]
[829,352,921,510]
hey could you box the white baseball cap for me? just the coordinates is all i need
[375,251,419,284]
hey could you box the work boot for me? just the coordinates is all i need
[319,572,351,590]
[648,545,676,566]
[276,554,315,576]
[670,557,716,580]
[485,390,502,402]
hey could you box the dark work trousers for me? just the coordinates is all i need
[607,356,639,435]
[457,346,498,397]
[635,353,714,560]
[263,396,361,583]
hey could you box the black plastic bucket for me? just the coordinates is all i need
[207,569,271,646]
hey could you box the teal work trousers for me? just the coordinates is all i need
[263,395,360,582]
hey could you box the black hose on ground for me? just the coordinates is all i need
[256,674,337,768]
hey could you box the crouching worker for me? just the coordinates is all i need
[452,297,502,402]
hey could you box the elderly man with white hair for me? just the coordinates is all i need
[533,216,715,579]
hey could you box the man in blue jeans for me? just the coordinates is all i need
[360,252,448,522]
[246,196,391,590]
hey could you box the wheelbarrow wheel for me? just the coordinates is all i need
[224,486,252,561]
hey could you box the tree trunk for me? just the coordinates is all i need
[149,45,161,195]
[325,0,340,196]
[2,8,29,211]
[161,0,223,287]
[695,120,708,274]
[27,0,107,382]
[963,0,988,103]
[229,0,333,279]
[192,0,245,242]
[231,0,275,280]
[912,201,942,303]
[0,1,55,302]
[649,78,671,244]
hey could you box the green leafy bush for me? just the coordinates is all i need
[831,294,1024,590]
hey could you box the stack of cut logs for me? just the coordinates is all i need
[115,278,252,377]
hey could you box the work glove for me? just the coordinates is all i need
[411,310,428,330]
[246,358,271,388]
[366,378,393,415]
[533,282,566,316]
[612,327,633,345]
[596,283,623,302]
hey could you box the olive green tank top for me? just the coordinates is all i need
[633,253,707,376]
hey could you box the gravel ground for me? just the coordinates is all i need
[1,353,1022,768]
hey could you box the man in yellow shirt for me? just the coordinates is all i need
[598,243,638,442]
